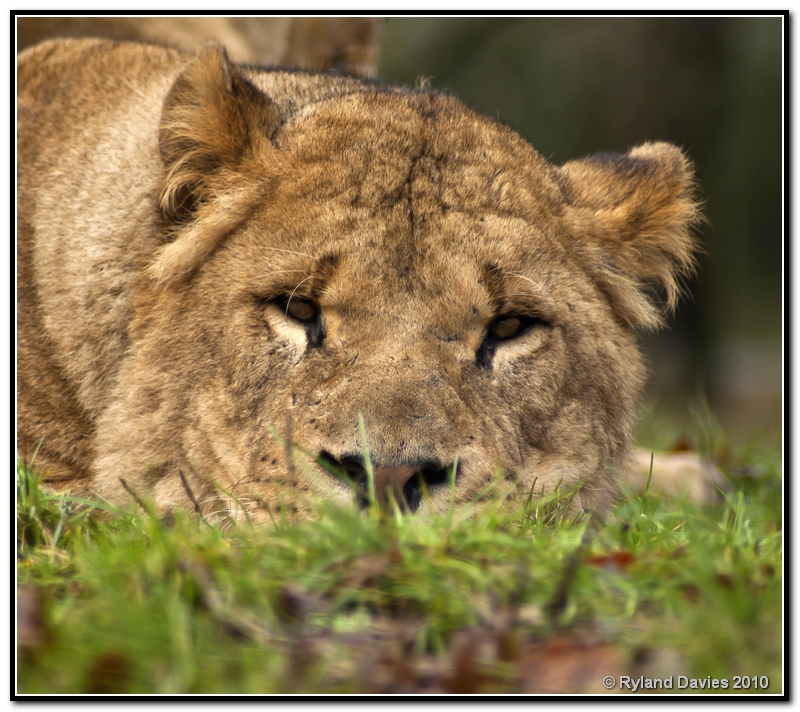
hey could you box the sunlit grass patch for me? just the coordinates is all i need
[16,445,782,695]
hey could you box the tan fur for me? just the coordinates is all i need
[17,39,700,521]
[16,16,382,76]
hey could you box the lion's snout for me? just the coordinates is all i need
[317,451,454,512]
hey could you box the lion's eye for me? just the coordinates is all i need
[284,297,319,322]
[488,315,528,340]
[477,313,545,368]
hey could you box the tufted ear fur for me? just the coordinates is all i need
[150,44,282,284]
[559,142,701,330]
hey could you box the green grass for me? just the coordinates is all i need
[16,445,782,695]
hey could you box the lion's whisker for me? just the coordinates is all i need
[286,276,313,315]
[260,246,320,262]
[506,272,547,294]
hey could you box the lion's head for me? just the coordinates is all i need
[26,43,698,520]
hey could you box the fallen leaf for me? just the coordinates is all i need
[447,629,499,693]
[670,544,688,559]
[667,437,695,453]
[84,651,133,694]
[761,563,777,578]
[277,583,326,623]
[346,553,394,589]
[586,550,635,570]
[517,634,625,694]
[360,653,417,694]
[17,585,52,657]
[681,583,700,603]
[715,573,735,589]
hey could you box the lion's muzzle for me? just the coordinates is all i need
[317,451,454,512]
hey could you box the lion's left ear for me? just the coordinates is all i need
[150,44,282,284]
[559,142,701,329]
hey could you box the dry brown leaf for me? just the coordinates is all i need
[84,651,133,694]
[681,583,700,603]
[715,573,735,589]
[17,585,52,657]
[447,629,500,693]
[586,550,636,570]
[667,436,695,453]
[277,583,327,623]
[761,563,777,578]
[517,635,626,694]
[346,553,394,589]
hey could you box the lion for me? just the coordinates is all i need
[17,38,701,521]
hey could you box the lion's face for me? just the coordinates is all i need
[19,41,697,521]
[136,90,659,519]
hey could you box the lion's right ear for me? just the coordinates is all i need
[151,44,282,284]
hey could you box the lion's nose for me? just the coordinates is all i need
[372,464,418,507]
[318,452,455,512]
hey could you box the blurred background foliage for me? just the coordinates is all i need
[380,16,783,446]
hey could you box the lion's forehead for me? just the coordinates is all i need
[276,90,566,220]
